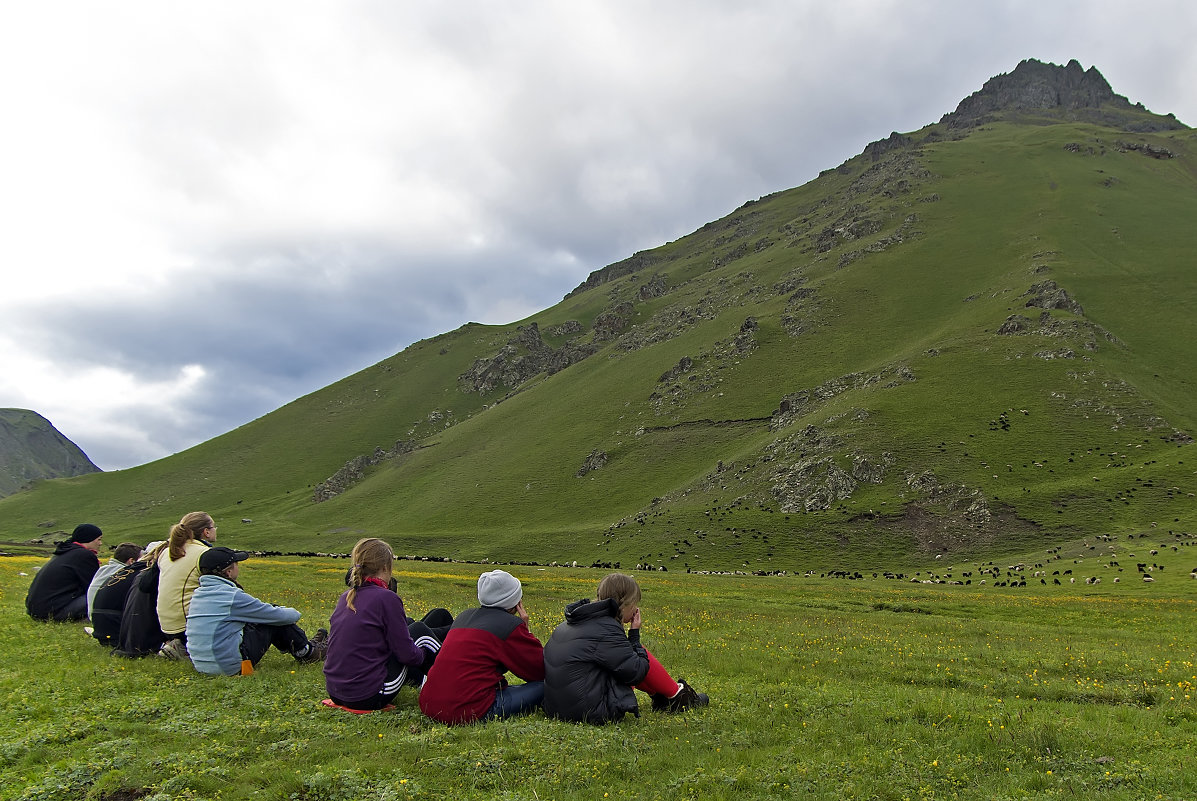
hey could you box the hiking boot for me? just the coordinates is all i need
[297,628,329,663]
[652,680,710,713]
[158,638,189,661]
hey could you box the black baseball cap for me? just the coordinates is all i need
[199,546,250,573]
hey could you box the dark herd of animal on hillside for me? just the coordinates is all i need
[255,527,1197,583]
[807,531,1196,586]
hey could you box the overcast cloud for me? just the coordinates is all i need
[1,0,1194,470]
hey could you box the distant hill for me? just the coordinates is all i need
[0,409,100,498]
[0,59,1193,572]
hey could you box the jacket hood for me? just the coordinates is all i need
[198,573,243,591]
[563,597,620,624]
[53,540,90,556]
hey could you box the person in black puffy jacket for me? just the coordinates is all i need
[543,573,709,724]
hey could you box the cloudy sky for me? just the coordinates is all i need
[1,1,1193,471]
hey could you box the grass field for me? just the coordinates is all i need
[3,547,1195,800]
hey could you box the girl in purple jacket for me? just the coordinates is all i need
[323,538,452,710]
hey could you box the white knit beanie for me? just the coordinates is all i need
[477,569,522,609]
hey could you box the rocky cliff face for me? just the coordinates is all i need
[0,409,101,497]
[940,58,1187,131]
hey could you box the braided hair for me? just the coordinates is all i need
[346,537,394,612]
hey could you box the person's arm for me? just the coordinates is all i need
[380,592,426,666]
[136,562,160,593]
[501,622,546,682]
[68,550,100,593]
[228,588,302,626]
[594,617,650,685]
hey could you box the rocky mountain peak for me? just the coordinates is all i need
[940,58,1184,131]
[0,408,101,498]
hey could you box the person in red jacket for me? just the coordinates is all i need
[419,569,545,724]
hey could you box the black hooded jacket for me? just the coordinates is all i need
[114,559,166,658]
[91,561,147,646]
[542,597,650,724]
[25,541,99,620]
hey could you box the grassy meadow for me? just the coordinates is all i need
[3,547,1195,801]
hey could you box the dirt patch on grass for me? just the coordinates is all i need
[99,790,152,801]
[854,501,1048,556]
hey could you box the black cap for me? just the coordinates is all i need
[70,523,103,543]
[199,546,249,573]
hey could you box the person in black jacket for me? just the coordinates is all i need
[25,524,104,621]
[89,542,161,647]
[114,542,168,658]
[543,572,708,724]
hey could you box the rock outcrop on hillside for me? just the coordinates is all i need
[0,409,100,498]
[458,322,598,395]
[313,440,417,502]
[940,58,1187,132]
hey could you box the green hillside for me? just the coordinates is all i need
[2,60,1193,571]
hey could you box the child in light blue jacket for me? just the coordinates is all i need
[185,547,327,675]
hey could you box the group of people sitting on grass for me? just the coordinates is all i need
[25,512,709,724]
[24,513,328,668]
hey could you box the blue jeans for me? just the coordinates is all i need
[486,681,545,720]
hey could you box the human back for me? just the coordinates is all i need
[90,547,150,647]
[543,595,645,723]
[25,524,104,621]
[419,569,544,724]
[156,512,215,636]
[115,542,168,657]
[324,538,451,710]
[185,546,324,676]
[543,572,708,724]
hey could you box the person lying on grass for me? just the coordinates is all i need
[419,569,546,724]
[323,538,453,711]
[185,546,328,675]
[543,572,709,724]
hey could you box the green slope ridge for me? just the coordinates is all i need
[2,61,1193,571]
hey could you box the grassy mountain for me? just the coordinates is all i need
[2,59,1193,571]
[0,409,100,499]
